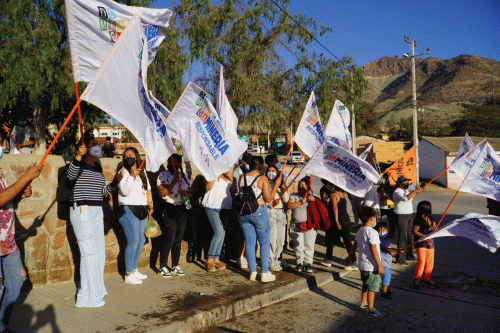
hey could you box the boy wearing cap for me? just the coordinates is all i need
[393,176,423,265]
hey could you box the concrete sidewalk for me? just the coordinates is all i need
[9,232,358,333]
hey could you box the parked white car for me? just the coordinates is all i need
[288,151,304,164]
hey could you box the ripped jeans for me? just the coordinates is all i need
[70,205,107,307]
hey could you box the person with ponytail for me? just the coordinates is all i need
[117,147,152,285]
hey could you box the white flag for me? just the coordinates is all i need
[216,65,239,136]
[451,133,474,165]
[65,0,172,82]
[149,91,170,117]
[293,91,325,158]
[449,139,486,179]
[459,143,500,201]
[359,142,373,161]
[421,213,500,253]
[323,100,352,150]
[166,82,247,182]
[80,15,175,172]
[300,138,380,197]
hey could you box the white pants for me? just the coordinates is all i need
[268,208,287,264]
[289,226,317,265]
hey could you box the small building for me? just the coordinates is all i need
[93,123,127,140]
[419,136,500,189]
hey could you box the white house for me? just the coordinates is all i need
[419,136,500,190]
[93,123,127,140]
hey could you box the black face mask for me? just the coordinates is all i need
[402,183,410,190]
[124,157,136,169]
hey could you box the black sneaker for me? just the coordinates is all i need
[423,279,438,288]
[295,264,303,272]
[304,264,313,273]
[412,279,420,290]
[386,289,394,295]
[159,267,172,278]
[380,292,392,300]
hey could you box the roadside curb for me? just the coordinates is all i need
[151,270,354,333]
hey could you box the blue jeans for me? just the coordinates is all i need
[204,208,230,259]
[118,206,146,274]
[70,205,107,307]
[238,206,271,273]
[0,249,24,330]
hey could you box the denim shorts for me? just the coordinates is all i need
[360,270,381,292]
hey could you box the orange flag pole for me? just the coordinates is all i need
[139,157,146,169]
[278,141,294,181]
[39,99,82,166]
[2,124,23,155]
[283,152,306,184]
[169,155,183,192]
[74,82,85,146]
[421,166,450,190]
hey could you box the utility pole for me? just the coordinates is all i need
[404,35,430,184]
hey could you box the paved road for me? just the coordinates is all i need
[199,185,500,333]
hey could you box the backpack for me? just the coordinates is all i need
[234,175,260,216]
[307,196,331,231]
[57,163,84,206]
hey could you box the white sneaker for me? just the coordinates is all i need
[158,267,172,278]
[172,266,185,275]
[237,256,248,269]
[345,263,359,271]
[261,272,276,283]
[320,259,333,267]
[270,261,282,272]
[249,271,257,281]
[133,270,147,280]
[125,274,143,285]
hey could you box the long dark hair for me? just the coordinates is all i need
[122,147,148,190]
[415,200,434,223]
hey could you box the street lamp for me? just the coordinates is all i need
[403,36,430,184]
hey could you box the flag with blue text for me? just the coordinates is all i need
[451,133,474,165]
[449,139,487,179]
[80,15,175,172]
[294,91,325,157]
[166,82,247,182]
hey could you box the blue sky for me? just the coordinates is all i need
[153,0,500,70]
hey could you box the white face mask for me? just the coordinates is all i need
[267,172,277,181]
[89,145,102,158]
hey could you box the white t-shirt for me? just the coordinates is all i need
[118,169,151,206]
[355,226,381,272]
[202,176,232,210]
[393,188,413,214]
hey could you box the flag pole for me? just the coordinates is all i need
[2,124,23,155]
[169,155,183,192]
[74,82,85,146]
[38,99,83,166]
[421,166,450,190]
[273,161,306,206]
[283,152,306,184]
[278,141,294,181]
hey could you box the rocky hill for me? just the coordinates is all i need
[362,55,500,129]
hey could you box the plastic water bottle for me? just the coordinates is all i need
[183,196,192,210]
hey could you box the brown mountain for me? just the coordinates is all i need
[362,55,500,129]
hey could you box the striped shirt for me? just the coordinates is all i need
[67,159,117,206]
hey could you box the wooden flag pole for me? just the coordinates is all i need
[74,82,85,146]
[39,99,82,166]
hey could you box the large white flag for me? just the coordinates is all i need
[216,65,239,136]
[359,142,373,161]
[323,100,352,150]
[66,0,172,82]
[149,91,170,117]
[421,213,500,253]
[293,91,325,158]
[80,15,175,172]
[300,138,380,197]
[459,143,500,201]
[449,139,486,179]
[166,82,247,182]
[451,133,474,165]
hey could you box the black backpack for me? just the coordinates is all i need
[234,175,260,216]
[57,163,84,206]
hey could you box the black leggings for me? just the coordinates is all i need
[160,209,188,268]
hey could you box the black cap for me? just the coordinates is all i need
[396,176,409,184]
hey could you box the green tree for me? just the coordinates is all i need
[451,98,500,137]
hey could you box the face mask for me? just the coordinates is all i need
[19,121,27,126]
[267,172,277,181]
[245,164,250,170]
[0,147,4,159]
[379,232,388,239]
[124,157,136,169]
[372,220,377,228]
[403,183,409,190]
[89,145,101,158]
